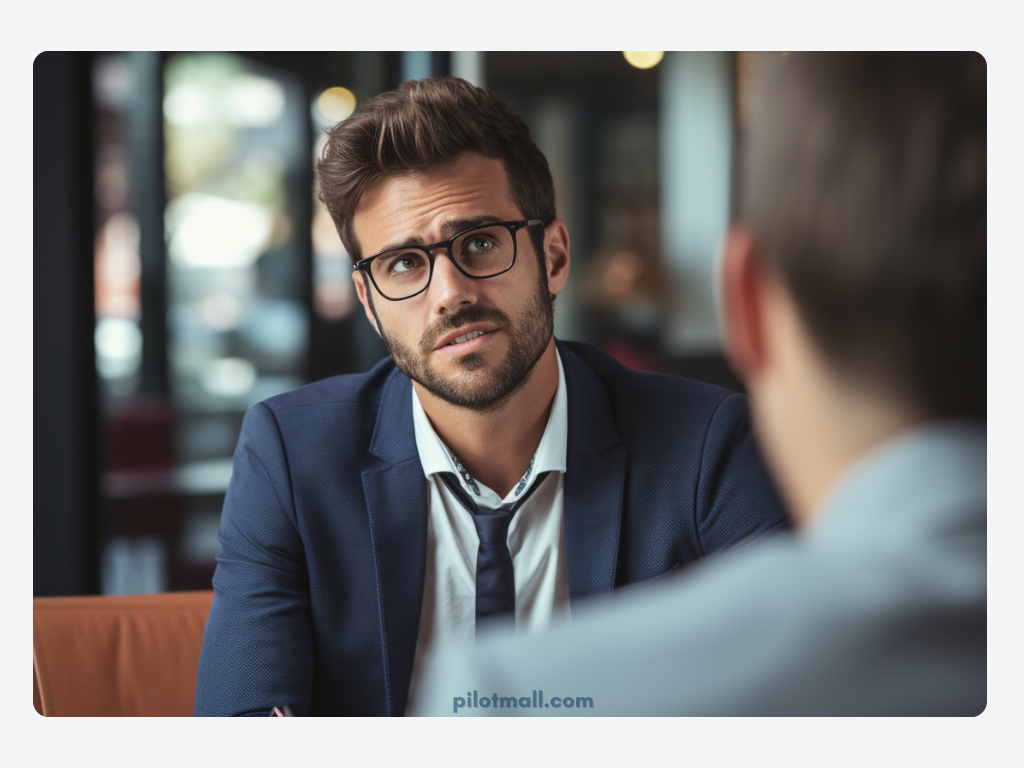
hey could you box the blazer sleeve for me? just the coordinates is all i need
[694,392,790,555]
[195,402,315,716]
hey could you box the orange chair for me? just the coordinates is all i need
[33,591,214,716]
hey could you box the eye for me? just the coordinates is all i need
[392,256,419,273]
[466,236,495,253]
[382,251,427,273]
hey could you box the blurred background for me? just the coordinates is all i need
[36,50,752,597]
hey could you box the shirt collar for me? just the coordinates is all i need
[531,348,568,475]
[411,347,569,499]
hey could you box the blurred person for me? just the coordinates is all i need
[582,247,665,372]
[195,76,788,716]
[413,52,986,716]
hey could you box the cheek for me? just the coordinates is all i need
[378,306,423,341]
[490,279,531,308]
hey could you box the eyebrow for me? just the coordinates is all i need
[375,215,507,254]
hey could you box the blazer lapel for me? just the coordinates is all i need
[362,368,427,716]
[558,341,627,605]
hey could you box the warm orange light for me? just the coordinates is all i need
[623,51,665,70]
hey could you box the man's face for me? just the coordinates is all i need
[351,153,557,411]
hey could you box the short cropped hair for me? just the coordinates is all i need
[742,52,986,419]
[316,76,555,265]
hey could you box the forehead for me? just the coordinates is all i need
[352,153,521,254]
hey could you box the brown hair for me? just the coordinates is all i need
[741,52,986,419]
[316,76,555,265]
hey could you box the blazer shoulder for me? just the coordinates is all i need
[235,355,408,472]
[258,355,399,415]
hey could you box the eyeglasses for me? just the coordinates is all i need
[354,219,547,301]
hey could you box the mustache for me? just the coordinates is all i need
[419,306,510,354]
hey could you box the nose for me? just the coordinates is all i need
[427,248,478,316]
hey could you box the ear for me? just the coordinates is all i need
[721,224,770,380]
[352,270,379,327]
[540,219,571,295]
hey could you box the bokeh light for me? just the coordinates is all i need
[198,357,257,397]
[166,193,273,268]
[317,87,357,122]
[623,51,665,70]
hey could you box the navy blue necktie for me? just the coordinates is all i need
[439,471,550,636]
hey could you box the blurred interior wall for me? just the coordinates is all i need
[451,51,485,87]
[401,51,433,83]
[532,98,584,343]
[35,52,101,595]
[127,51,169,396]
[660,51,733,354]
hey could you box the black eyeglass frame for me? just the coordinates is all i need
[353,219,547,301]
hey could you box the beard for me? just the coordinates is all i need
[374,278,554,412]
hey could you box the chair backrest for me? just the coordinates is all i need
[33,591,214,716]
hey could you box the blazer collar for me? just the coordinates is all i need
[556,340,627,604]
[556,339,621,453]
[363,362,426,716]
[367,364,419,465]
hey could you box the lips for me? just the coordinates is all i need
[434,323,499,351]
[447,330,487,346]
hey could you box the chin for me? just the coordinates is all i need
[449,350,489,372]
[418,358,531,412]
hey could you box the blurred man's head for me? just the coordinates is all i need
[722,53,985,522]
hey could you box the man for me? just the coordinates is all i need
[414,52,986,716]
[195,77,787,716]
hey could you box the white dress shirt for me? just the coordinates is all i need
[404,349,571,710]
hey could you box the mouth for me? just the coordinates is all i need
[434,324,499,355]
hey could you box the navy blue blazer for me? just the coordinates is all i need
[195,340,787,716]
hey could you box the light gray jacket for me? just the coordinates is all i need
[415,422,986,716]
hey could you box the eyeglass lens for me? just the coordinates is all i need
[370,225,516,299]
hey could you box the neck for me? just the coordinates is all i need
[753,365,923,529]
[414,340,559,498]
